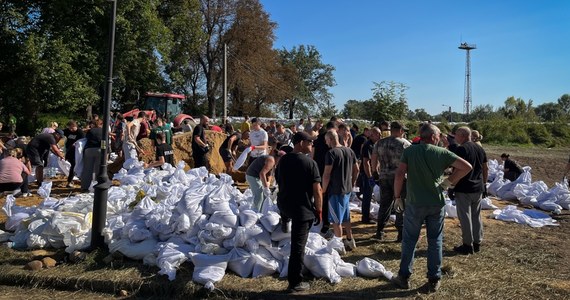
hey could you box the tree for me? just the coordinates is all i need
[557,94,570,114]
[278,45,336,119]
[369,81,409,122]
[498,96,536,120]
[409,108,432,121]
[225,0,285,117]
[535,102,563,122]
[468,104,495,121]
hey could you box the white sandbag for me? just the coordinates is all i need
[336,261,357,277]
[190,253,229,286]
[279,257,289,278]
[196,242,229,255]
[259,211,280,233]
[143,253,157,266]
[37,181,53,199]
[306,232,329,252]
[123,220,152,243]
[481,197,498,209]
[487,172,507,196]
[325,236,346,255]
[5,212,30,232]
[304,251,341,284]
[228,247,255,278]
[108,238,159,260]
[520,196,538,207]
[0,229,11,243]
[356,257,393,280]
[270,225,291,242]
[373,184,381,203]
[444,200,457,218]
[492,205,559,228]
[203,184,234,215]
[74,138,86,177]
[209,210,238,228]
[251,249,280,278]
[233,147,252,171]
[198,223,233,245]
[58,158,72,177]
[145,204,174,237]
[157,244,188,281]
[238,210,259,228]
[27,233,49,249]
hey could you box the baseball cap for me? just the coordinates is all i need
[390,121,408,131]
[292,131,316,144]
[54,129,64,136]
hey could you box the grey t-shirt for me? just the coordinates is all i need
[325,146,357,195]
[246,155,270,178]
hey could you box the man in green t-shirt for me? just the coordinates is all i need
[391,123,472,293]
[149,118,172,146]
[8,113,17,136]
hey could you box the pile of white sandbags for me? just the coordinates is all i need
[2,160,393,290]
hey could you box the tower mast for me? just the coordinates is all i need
[459,42,476,115]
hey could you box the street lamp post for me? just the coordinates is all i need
[90,0,117,250]
[442,104,452,123]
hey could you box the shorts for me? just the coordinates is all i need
[219,148,233,163]
[328,193,351,224]
[25,146,44,167]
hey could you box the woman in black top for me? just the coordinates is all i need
[80,120,103,191]
[501,153,523,181]
[63,120,85,188]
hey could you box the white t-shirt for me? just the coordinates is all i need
[249,128,268,157]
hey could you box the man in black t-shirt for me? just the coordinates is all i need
[191,115,210,168]
[276,131,322,292]
[360,127,381,223]
[25,130,65,186]
[322,130,359,251]
[63,120,85,188]
[312,121,337,235]
[146,132,174,170]
[450,127,488,255]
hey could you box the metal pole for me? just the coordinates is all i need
[449,106,452,123]
[91,0,117,250]
[223,43,227,125]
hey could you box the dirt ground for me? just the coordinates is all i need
[0,144,569,299]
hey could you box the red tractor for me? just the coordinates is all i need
[122,92,195,128]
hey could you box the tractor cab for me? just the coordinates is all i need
[140,93,185,123]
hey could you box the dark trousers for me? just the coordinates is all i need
[360,171,373,221]
[288,218,312,287]
[0,172,29,193]
[66,153,76,183]
[193,153,207,168]
[377,177,406,234]
[321,191,329,231]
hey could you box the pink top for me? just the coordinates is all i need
[0,157,28,183]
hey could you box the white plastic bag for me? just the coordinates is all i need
[356,257,393,279]
[190,253,229,286]
[233,147,252,171]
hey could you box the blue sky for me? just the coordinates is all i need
[260,0,570,116]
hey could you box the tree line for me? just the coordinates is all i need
[0,0,335,134]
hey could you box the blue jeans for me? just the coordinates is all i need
[398,204,445,280]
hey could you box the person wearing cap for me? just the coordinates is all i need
[371,121,412,241]
[248,117,269,165]
[322,130,359,252]
[25,128,66,186]
[391,123,472,292]
[275,131,322,292]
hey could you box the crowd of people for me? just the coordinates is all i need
[0,112,559,294]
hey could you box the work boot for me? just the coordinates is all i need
[391,275,410,289]
[453,244,474,255]
[426,278,441,293]
[473,242,481,253]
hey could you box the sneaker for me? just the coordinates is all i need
[66,183,76,188]
[391,275,410,289]
[453,244,474,255]
[374,232,385,241]
[426,279,441,293]
[473,242,481,253]
[343,238,357,251]
[288,282,310,292]
[21,192,32,198]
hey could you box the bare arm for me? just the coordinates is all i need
[322,165,332,193]
[351,161,359,187]
[146,155,166,169]
[363,157,372,178]
[259,157,275,188]
[193,135,207,148]
[448,157,473,185]
[370,152,379,176]
[313,182,323,211]
[394,162,408,198]
[50,144,64,159]
[253,140,269,151]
